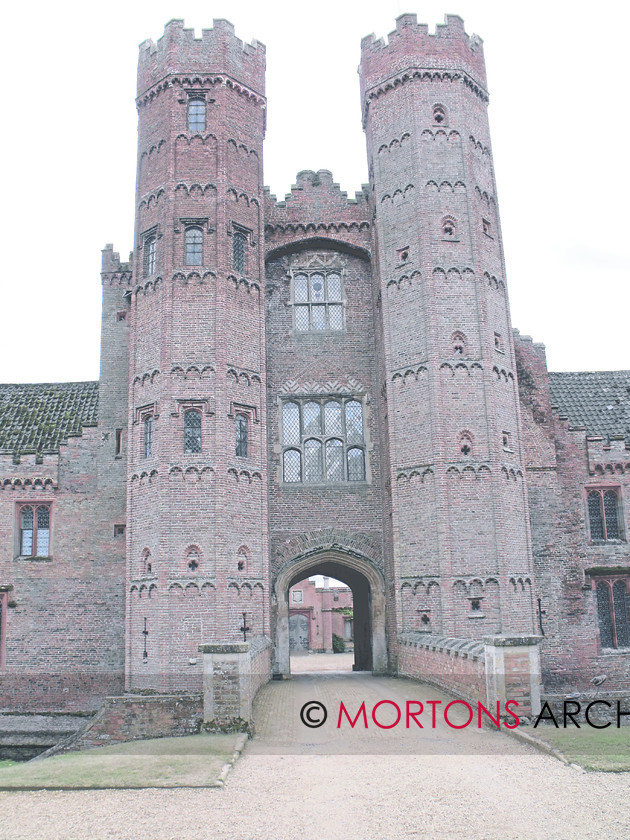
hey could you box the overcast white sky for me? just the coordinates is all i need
[2,0,628,382]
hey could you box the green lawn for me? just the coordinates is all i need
[530,725,630,771]
[0,733,240,789]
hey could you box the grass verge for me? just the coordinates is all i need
[0,733,240,789]
[528,725,630,771]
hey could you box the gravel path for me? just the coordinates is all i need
[1,665,629,839]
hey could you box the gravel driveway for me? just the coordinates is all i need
[1,664,629,839]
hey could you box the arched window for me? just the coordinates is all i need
[347,447,365,481]
[459,432,473,457]
[187,97,206,132]
[233,230,246,274]
[280,397,366,484]
[283,449,301,483]
[326,439,344,482]
[185,227,203,266]
[142,549,153,576]
[588,489,621,541]
[451,331,466,355]
[20,504,52,557]
[442,216,456,237]
[304,439,323,482]
[433,104,447,124]
[186,547,200,572]
[144,236,156,276]
[596,577,630,649]
[235,414,248,457]
[143,415,154,458]
[184,410,202,453]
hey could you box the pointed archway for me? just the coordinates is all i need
[272,549,387,677]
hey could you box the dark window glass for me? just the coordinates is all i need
[185,227,203,266]
[187,98,206,132]
[143,416,154,458]
[184,411,202,453]
[588,489,622,541]
[613,580,630,648]
[233,231,246,274]
[604,491,620,539]
[235,414,248,457]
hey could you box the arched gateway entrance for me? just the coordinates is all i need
[272,549,387,677]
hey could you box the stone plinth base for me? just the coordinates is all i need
[199,637,272,726]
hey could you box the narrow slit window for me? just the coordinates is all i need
[184,410,202,454]
[235,414,248,457]
[185,227,203,266]
[187,98,206,132]
[233,231,246,274]
[144,236,156,276]
[143,416,154,458]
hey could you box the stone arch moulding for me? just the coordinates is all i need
[271,546,387,678]
[265,236,371,264]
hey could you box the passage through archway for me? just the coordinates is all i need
[272,550,387,677]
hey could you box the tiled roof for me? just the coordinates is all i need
[0,382,99,458]
[548,371,630,439]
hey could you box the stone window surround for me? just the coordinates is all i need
[15,502,52,560]
[585,485,625,543]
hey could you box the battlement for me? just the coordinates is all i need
[264,171,371,256]
[101,244,131,275]
[138,18,266,98]
[359,13,486,102]
[265,170,369,210]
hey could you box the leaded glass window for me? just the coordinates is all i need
[304,439,323,482]
[280,397,366,484]
[292,269,344,332]
[19,504,51,557]
[187,98,206,132]
[184,410,202,453]
[283,449,301,483]
[588,489,623,541]
[144,236,156,276]
[235,414,248,457]
[347,447,365,481]
[143,415,154,458]
[20,506,33,556]
[595,577,630,649]
[185,227,203,266]
[233,231,246,274]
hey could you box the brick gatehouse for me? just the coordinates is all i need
[0,14,628,722]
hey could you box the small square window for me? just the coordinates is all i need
[114,524,126,538]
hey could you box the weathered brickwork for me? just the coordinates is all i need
[0,15,627,722]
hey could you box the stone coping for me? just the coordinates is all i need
[398,633,485,661]
[198,636,272,656]
[482,635,543,647]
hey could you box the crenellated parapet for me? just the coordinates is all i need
[264,170,370,258]
[360,14,487,122]
[101,244,133,287]
[137,18,266,100]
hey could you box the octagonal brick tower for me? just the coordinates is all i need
[360,14,537,642]
[127,20,268,690]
